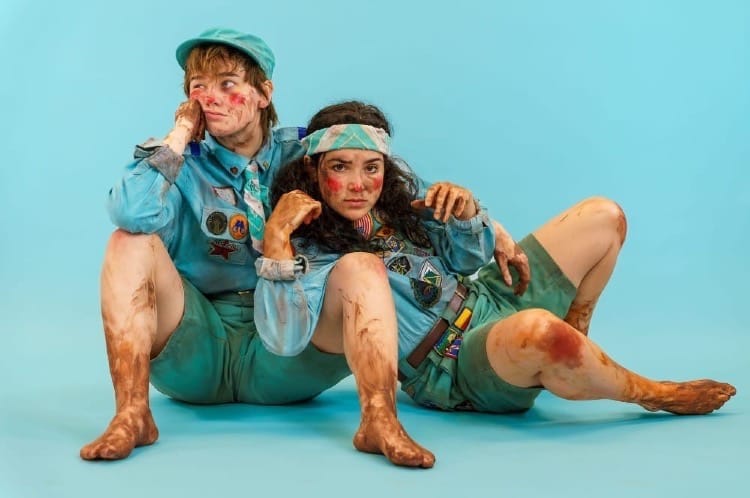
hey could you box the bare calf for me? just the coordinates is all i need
[80,230,184,460]
[486,309,736,414]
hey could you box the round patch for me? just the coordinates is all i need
[206,211,228,235]
[410,278,442,308]
[228,213,249,240]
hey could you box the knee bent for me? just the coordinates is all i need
[579,196,627,245]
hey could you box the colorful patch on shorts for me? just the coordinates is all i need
[419,260,442,287]
[228,213,249,240]
[205,211,228,235]
[411,278,441,308]
[387,255,412,275]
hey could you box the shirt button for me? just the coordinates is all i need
[263,161,269,168]
[230,167,239,174]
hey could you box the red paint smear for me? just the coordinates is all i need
[189,89,204,99]
[326,177,343,193]
[540,321,584,369]
[229,93,247,106]
[371,178,383,190]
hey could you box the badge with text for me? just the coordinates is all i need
[205,211,228,235]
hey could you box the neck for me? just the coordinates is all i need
[215,125,265,159]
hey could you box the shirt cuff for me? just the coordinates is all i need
[255,256,309,281]
[137,143,184,184]
[448,207,491,234]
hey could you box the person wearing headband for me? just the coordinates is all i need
[81,29,433,468]
[258,101,735,452]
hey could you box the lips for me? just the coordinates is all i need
[203,111,226,120]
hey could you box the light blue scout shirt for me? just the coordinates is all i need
[254,209,495,357]
[107,127,305,295]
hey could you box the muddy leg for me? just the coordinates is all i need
[485,309,736,414]
[533,197,627,335]
[312,253,435,468]
[80,230,184,460]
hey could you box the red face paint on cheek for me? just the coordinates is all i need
[326,178,343,193]
[189,89,204,100]
[371,177,383,190]
[229,93,247,106]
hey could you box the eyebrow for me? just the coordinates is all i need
[189,71,242,82]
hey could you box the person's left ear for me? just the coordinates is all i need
[258,80,274,109]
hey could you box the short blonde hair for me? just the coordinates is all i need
[183,44,278,143]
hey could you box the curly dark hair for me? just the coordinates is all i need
[270,101,430,254]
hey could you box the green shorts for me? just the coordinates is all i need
[150,278,350,404]
[399,234,577,413]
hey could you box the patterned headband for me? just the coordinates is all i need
[302,124,391,156]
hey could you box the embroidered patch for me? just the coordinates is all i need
[413,246,434,257]
[387,255,412,275]
[444,336,462,359]
[434,329,459,357]
[384,235,405,253]
[419,260,442,287]
[209,240,239,260]
[212,187,237,206]
[353,212,373,238]
[228,213,249,240]
[453,308,473,331]
[375,226,395,238]
[411,278,441,308]
[206,211,228,235]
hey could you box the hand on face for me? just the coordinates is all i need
[174,99,206,143]
[411,181,477,222]
[187,65,270,141]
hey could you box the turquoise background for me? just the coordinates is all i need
[1,1,748,497]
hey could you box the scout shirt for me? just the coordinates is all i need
[254,208,495,357]
[107,127,305,295]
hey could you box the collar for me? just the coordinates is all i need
[203,132,275,177]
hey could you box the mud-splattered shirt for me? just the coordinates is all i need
[254,208,495,358]
[107,128,305,295]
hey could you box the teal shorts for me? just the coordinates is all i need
[399,234,577,413]
[150,278,351,404]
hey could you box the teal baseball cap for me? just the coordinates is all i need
[175,27,275,78]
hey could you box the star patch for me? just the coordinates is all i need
[209,240,238,260]
[387,255,412,275]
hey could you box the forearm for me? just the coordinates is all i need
[162,120,193,157]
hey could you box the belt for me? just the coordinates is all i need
[205,289,255,304]
[398,282,470,381]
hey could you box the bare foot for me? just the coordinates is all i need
[639,380,737,415]
[353,409,435,468]
[80,406,158,460]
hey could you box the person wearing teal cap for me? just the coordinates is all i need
[80,28,434,468]
[259,101,735,440]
